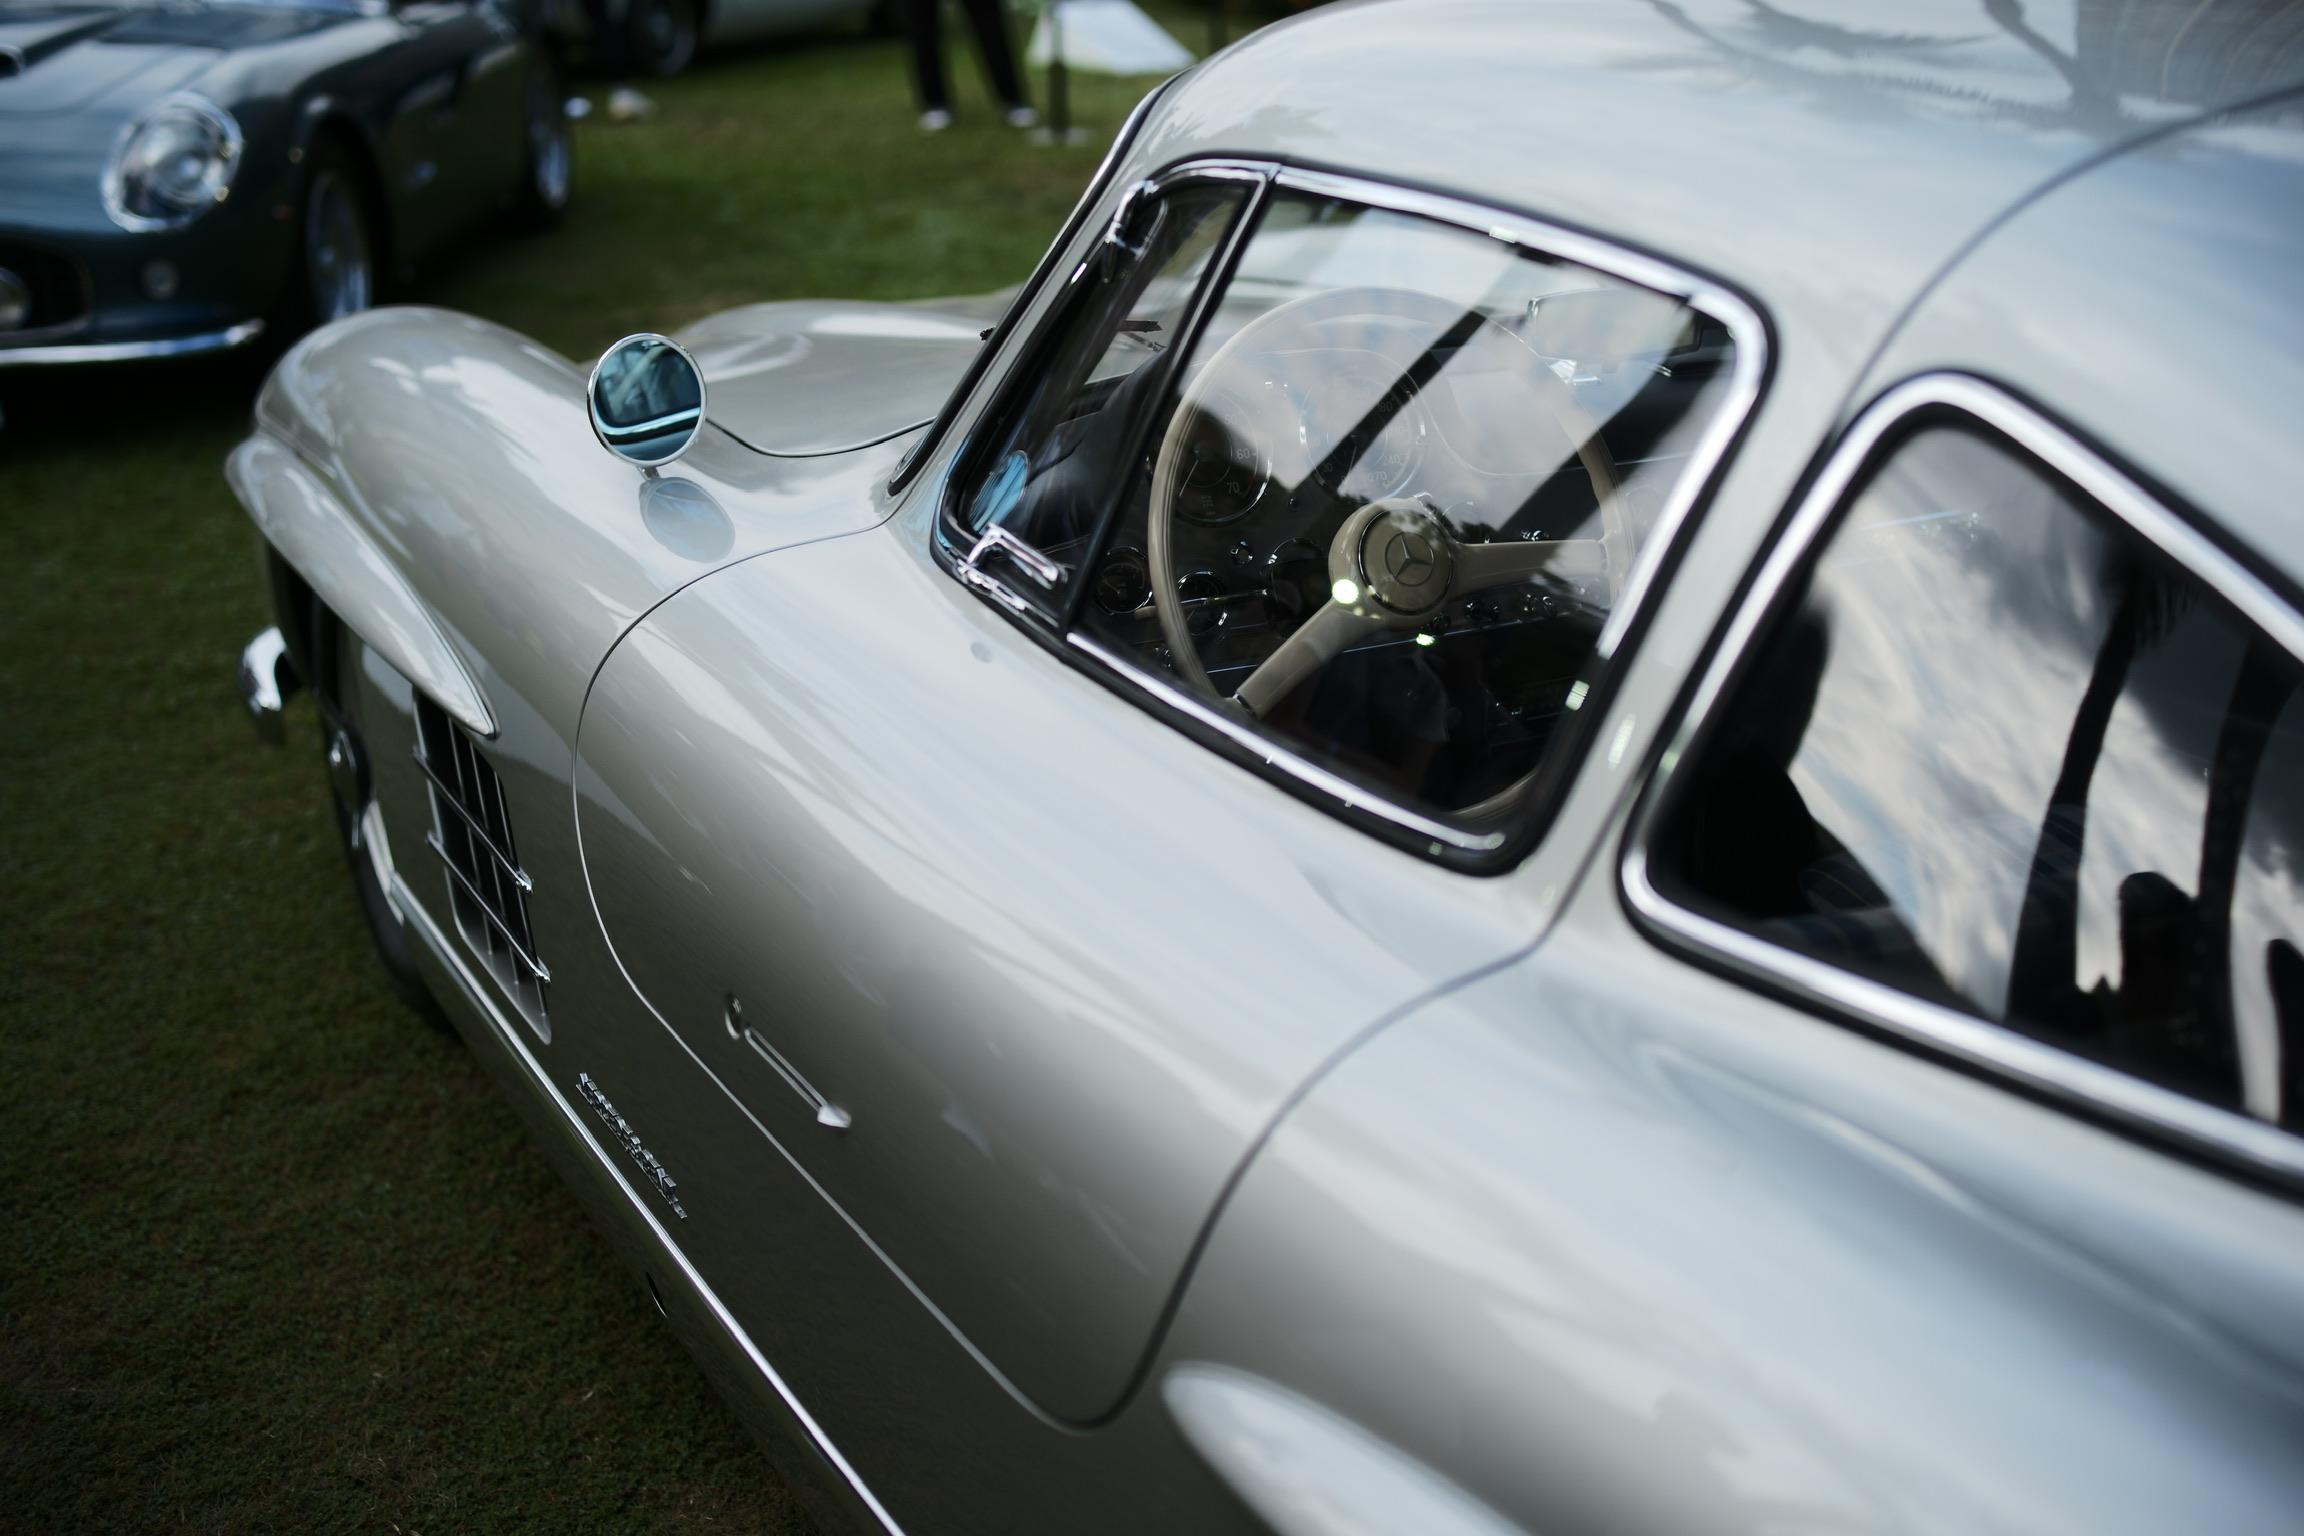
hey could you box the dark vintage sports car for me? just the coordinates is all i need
[576,0,872,80]
[0,0,571,368]
[230,2,2304,1534]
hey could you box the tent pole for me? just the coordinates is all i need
[1050,2,1069,140]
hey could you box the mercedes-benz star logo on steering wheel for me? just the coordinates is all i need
[1383,530,1438,587]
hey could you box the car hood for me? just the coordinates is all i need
[0,3,346,118]
[675,293,1012,457]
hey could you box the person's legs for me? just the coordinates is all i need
[903,0,952,115]
[956,0,1028,111]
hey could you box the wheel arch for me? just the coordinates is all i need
[228,431,497,739]
[287,102,397,282]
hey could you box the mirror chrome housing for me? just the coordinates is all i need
[587,333,706,467]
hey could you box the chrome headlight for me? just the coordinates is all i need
[103,94,243,232]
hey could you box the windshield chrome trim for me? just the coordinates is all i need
[1622,372,2304,1188]
[930,157,1272,602]
[890,72,1181,493]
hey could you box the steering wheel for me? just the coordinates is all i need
[1147,286,1629,726]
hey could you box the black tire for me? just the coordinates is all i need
[625,0,700,77]
[313,614,451,1031]
[283,136,380,339]
[515,54,575,230]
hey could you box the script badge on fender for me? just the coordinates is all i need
[577,1072,687,1220]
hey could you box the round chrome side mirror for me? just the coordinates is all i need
[587,332,705,467]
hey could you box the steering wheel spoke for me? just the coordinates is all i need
[1232,598,1390,718]
[1452,536,1609,594]
[1150,285,1626,724]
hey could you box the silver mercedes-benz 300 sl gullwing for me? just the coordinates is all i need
[228,2,2304,1531]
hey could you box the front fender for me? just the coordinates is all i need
[229,304,910,751]
[226,432,496,736]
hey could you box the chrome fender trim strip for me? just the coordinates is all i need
[0,318,264,368]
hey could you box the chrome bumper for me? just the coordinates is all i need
[238,626,300,744]
[0,319,265,368]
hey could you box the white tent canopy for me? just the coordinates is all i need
[1026,0,1198,75]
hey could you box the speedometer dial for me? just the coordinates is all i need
[1174,394,1271,526]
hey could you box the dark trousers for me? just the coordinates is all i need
[904,0,1028,113]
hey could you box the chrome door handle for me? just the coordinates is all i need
[724,997,851,1132]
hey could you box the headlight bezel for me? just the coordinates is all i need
[101,93,245,233]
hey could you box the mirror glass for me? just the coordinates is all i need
[589,333,705,466]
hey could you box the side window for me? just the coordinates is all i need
[956,183,1249,608]
[956,177,1749,845]
[1649,417,2304,1132]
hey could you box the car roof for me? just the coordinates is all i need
[1862,90,2304,598]
[1132,0,2304,391]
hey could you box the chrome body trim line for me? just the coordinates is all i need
[1268,167,1770,664]
[0,318,264,366]
[387,873,910,1536]
[423,832,554,982]
[411,745,535,891]
[1622,372,2304,1188]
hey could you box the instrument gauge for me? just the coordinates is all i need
[1262,537,1326,626]
[1094,545,1152,617]
[1177,568,1228,637]
[1174,393,1271,527]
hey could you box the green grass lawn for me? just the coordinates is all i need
[0,16,1206,1530]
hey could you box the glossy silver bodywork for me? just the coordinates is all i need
[229,4,2304,1533]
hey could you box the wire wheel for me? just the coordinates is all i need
[628,0,699,77]
[303,165,374,325]
[519,59,574,227]
[317,616,448,1030]
[531,96,572,213]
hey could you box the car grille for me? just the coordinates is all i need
[0,239,93,337]
[414,698,550,1039]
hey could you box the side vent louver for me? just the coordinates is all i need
[414,698,550,1040]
